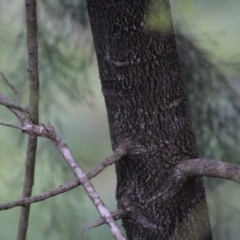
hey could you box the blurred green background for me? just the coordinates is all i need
[0,0,240,239]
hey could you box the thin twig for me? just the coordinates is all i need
[0,181,79,211]
[88,147,127,179]
[0,72,20,104]
[43,123,126,240]
[17,0,39,239]
[0,122,23,130]
[0,147,127,211]
[83,209,125,232]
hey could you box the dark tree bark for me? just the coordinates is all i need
[86,0,212,239]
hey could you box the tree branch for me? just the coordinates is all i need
[0,93,30,125]
[0,93,29,113]
[143,158,240,206]
[0,99,126,240]
[2,92,240,238]
[0,147,127,211]
[178,158,240,184]
[0,71,127,239]
[43,124,126,240]
[83,209,125,232]
[0,72,20,104]
[17,0,40,239]
[0,93,50,138]
[79,159,240,232]
[0,122,23,130]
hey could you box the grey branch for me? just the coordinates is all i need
[43,124,126,240]
[0,122,23,130]
[0,93,29,113]
[83,209,125,232]
[145,158,240,206]
[0,147,126,211]
[0,93,49,137]
[0,89,126,239]
[178,158,240,183]
[0,93,31,127]
[0,72,20,104]
[0,181,79,211]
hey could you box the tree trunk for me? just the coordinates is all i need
[86,0,212,239]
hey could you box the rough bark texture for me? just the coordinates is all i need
[86,0,212,239]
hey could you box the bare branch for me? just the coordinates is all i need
[0,102,29,113]
[178,158,240,184]
[0,93,29,113]
[83,209,125,232]
[17,0,40,239]
[0,181,79,211]
[0,77,126,239]
[142,158,240,206]
[0,93,51,138]
[0,72,20,104]
[0,147,126,211]
[0,122,23,130]
[0,99,29,114]
[88,147,127,179]
[0,93,30,126]
[43,123,125,240]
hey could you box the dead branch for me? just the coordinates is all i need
[0,93,29,113]
[0,122,22,130]
[0,147,126,211]
[0,72,20,104]
[43,123,126,240]
[0,111,126,239]
[83,209,125,232]
[178,158,240,183]
[0,93,30,125]
[87,146,127,179]
[0,93,50,137]
[142,158,240,206]
[0,181,79,211]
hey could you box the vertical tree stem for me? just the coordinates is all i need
[17,0,39,239]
